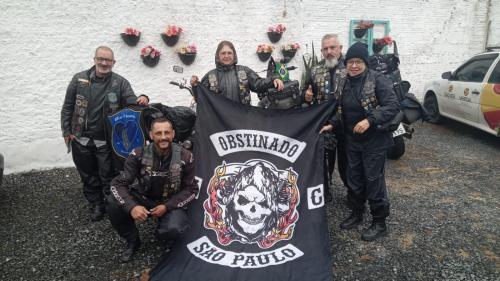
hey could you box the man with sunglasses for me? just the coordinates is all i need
[61,46,149,222]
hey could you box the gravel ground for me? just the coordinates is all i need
[1,119,499,281]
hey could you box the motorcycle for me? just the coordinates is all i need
[106,81,196,171]
[369,41,426,160]
[257,56,301,109]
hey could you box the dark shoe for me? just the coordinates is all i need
[361,221,388,241]
[120,239,141,263]
[340,212,363,229]
[90,204,105,222]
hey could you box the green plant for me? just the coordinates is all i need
[301,41,320,86]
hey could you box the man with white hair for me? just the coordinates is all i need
[303,34,348,202]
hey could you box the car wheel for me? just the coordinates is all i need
[387,136,405,160]
[424,93,441,123]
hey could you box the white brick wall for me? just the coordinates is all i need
[0,0,495,174]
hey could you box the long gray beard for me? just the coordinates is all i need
[324,57,339,69]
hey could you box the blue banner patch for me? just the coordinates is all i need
[108,108,145,158]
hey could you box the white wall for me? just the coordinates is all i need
[0,0,494,174]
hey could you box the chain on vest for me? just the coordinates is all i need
[208,67,251,104]
[139,143,182,201]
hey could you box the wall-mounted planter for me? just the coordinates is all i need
[142,56,160,67]
[354,28,367,38]
[161,34,179,47]
[281,49,297,63]
[257,52,272,62]
[267,31,282,43]
[121,33,140,46]
[372,43,384,54]
[178,53,196,65]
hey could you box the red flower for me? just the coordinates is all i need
[165,25,183,36]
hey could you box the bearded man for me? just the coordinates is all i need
[303,34,348,202]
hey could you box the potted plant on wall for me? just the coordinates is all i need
[267,24,286,43]
[161,25,183,47]
[120,27,141,46]
[140,45,161,67]
[281,42,300,63]
[373,36,393,53]
[177,43,197,65]
[256,44,274,62]
[354,20,374,38]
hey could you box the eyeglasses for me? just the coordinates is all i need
[94,57,114,63]
[346,59,365,66]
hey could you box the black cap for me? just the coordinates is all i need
[344,42,369,66]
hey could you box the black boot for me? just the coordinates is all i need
[340,211,363,229]
[361,220,388,241]
[90,204,105,222]
[120,239,141,263]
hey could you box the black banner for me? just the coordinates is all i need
[150,87,335,281]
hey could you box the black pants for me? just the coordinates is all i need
[346,147,390,220]
[71,140,114,206]
[107,195,190,243]
[323,134,348,189]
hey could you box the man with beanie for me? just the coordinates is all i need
[320,42,400,241]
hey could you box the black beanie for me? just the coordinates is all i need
[344,42,369,66]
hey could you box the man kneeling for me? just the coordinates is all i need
[107,117,198,262]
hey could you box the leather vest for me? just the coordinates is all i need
[208,66,251,105]
[71,74,121,137]
[337,70,378,121]
[138,143,182,201]
[311,64,347,104]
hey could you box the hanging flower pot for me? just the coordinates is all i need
[178,53,196,65]
[281,50,296,63]
[120,27,141,46]
[121,33,140,46]
[354,28,367,38]
[161,25,183,47]
[267,24,286,43]
[142,56,160,67]
[372,43,384,54]
[177,43,197,65]
[257,52,272,62]
[373,36,393,54]
[256,44,274,62]
[281,43,300,63]
[161,34,179,47]
[267,32,282,43]
[140,45,161,67]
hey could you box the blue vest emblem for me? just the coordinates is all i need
[108,108,145,158]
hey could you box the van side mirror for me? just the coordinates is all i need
[442,71,452,80]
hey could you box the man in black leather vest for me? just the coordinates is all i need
[61,46,149,222]
[303,34,348,201]
[107,118,198,262]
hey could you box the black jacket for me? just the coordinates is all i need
[61,66,137,140]
[109,144,198,213]
[198,47,277,104]
[331,69,400,150]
